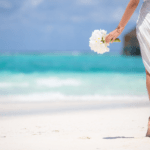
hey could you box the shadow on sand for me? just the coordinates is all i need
[103,136,134,139]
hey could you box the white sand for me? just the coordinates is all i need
[0,100,150,150]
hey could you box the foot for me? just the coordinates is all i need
[146,117,150,137]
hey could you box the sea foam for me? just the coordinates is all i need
[0,92,148,102]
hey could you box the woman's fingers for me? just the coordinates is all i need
[111,36,117,43]
[105,34,113,44]
[105,35,110,43]
[105,30,120,44]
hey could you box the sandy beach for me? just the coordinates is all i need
[0,99,150,150]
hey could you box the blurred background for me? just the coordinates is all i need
[0,0,148,102]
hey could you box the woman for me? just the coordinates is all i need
[105,0,150,137]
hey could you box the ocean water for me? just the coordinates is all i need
[0,54,148,102]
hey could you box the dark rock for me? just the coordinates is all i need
[122,27,141,56]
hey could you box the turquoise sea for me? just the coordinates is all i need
[0,53,148,102]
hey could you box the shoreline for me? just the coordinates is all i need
[0,99,150,117]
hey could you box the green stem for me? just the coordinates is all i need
[101,38,121,43]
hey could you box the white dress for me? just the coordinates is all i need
[136,0,150,74]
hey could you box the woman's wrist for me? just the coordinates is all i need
[116,25,125,33]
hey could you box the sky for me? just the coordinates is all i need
[0,0,144,55]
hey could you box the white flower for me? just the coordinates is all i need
[89,29,110,54]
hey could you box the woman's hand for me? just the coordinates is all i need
[105,26,124,44]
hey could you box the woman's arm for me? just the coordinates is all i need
[117,0,140,30]
[105,0,140,44]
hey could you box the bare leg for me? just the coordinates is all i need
[146,117,150,137]
[145,69,150,137]
[146,69,150,100]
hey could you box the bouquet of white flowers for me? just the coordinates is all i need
[89,29,121,54]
